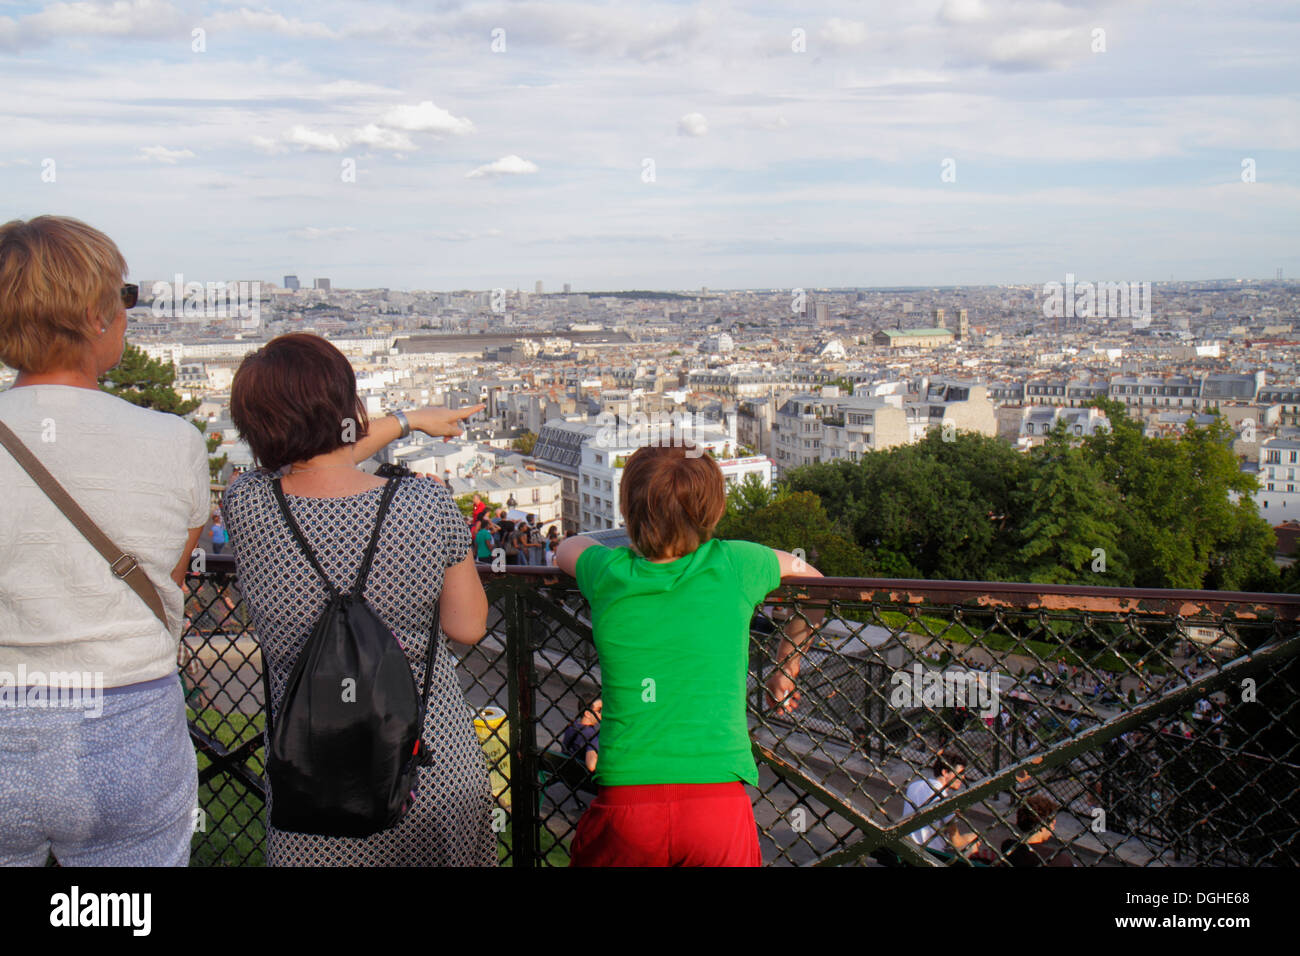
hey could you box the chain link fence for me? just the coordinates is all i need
[183,559,1300,867]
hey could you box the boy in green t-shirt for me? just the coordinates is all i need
[556,444,823,866]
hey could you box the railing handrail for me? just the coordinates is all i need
[197,554,1300,615]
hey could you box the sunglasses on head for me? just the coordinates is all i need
[120,283,138,309]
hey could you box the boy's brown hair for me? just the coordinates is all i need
[619,445,726,560]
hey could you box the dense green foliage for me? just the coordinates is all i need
[715,476,866,576]
[717,402,1279,591]
[511,431,538,455]
[98,342,199,415]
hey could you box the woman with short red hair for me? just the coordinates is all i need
[221,332,495,866]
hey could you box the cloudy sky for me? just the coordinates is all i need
[2,0,1297,290]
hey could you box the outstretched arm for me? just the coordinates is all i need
[351,404,486,463]
[556,535,602,578]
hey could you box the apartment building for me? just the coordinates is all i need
[532,419,603,533]
[1018,406,1111,448]
[774,383,996,476]
[1257,438,1300,522]
[820,397,910,464]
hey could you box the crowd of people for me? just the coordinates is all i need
[899,746,1077,867]
[467,494,566,566]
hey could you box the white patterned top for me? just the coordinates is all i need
[0,385,209,687]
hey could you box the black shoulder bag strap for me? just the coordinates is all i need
[264,476,440,752]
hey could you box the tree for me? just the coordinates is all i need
[99,342,199,415]
[1014,424,1129,585]
[204,431,228,483]
[511,431,538,455]
[715,490,867,577]
[1083,398,1276,589]
[716,472,784,541]
[786,430,1029,582]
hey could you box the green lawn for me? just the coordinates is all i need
[495,819,572,867]
[188,708,267,867]
[830,609,1168,675]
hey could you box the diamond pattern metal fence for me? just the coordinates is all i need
[183,558,1300,867]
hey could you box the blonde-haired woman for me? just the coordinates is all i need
[0,215,209,865]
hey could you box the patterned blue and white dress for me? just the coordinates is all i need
[221,470,495,866]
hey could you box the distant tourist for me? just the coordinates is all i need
[556,445,825,867]
[1000,793,1076,866]
[496,509,516,563]
[221,333,495,866]
[0,215,208,866]
[901,750,982,858]
[562,697,603,772]
[210,514,228,555]
[474,519,497,562]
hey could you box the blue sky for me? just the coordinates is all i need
[1,0,1297,291]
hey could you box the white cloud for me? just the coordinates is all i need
[318,79,400,97]
[139,145,195,163]
[17,0,184,46]
[432,228,504,241]
[380,100,474,135]
[290,226,356,240]
[678,112,708,136]
[939,0,990,24]
[352,124,416,152]
[819,18,868,49]
[205,8,337,39]
[466,155,539,179]
[250,134,287,155]
[284,125,344,152]
[986,27,1082,70]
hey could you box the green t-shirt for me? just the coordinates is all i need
[575,537,782,787]
[474,527,494,560]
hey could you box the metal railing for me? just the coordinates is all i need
[183,558,1300,866]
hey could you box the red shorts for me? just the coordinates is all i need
[568,782,761,867]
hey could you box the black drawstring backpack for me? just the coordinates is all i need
[263,475,438,837]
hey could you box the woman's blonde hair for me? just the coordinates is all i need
[0,216,127,373]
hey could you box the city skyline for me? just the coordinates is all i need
[1,0,1298,289]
